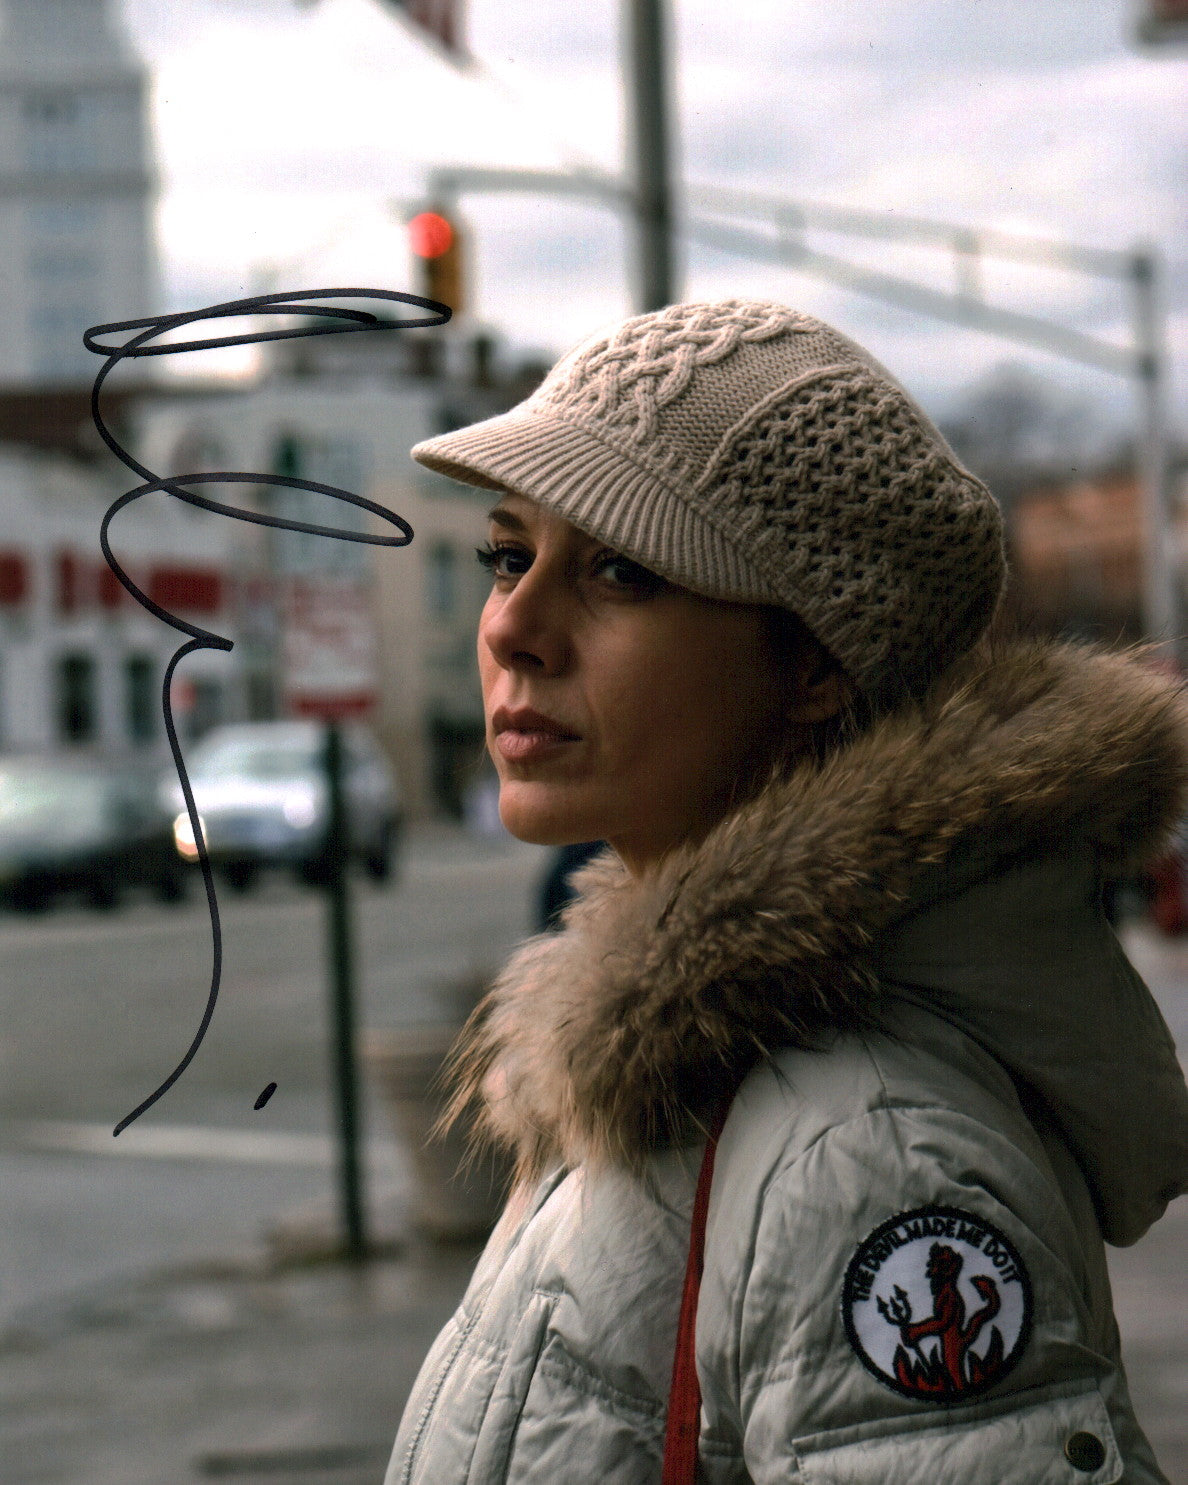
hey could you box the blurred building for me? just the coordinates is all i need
[0,0,244,759]
[0,440,236,754]
[1007,459,1188,643]
[134,331,548,817]
[0,0,156,387]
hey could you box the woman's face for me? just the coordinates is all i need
[477,493,837,875]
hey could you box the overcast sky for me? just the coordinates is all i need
[121,0,1186,436]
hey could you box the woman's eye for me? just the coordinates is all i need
[595,553,664,593]
[475,541,663,595]
[475,542,530,579]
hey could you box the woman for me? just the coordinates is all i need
[386,300,1188,1483]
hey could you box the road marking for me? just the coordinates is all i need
[193,1442,393,1475]
[14,1119,402,1169]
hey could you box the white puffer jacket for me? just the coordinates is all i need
[386,639,1188,1484]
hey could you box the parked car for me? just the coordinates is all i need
[163,720,403,891]
[0,757,191,912]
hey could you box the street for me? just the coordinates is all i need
[0,833,1184,1478]
[0,822,548,1326]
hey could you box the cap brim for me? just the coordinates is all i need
[411,410,781,606]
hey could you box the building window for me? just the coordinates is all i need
[21,91,97,174]
[11,2,108,53]
[31,303,101,381]
[99,563,125,610]
[125,654,156,744]
[28,246,97,284]
[426,541,457,620]
[55,549,82,613]
[0,551,29,607]
[57,652,97,745]
[24,203,104,380]
[27,202,102,237]
[188,679,223,741]
[434,402,468,435]
[19,85,135,176]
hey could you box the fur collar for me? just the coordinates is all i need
[447,638,1188,1182]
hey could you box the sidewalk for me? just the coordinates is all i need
[2,1220,483,1485]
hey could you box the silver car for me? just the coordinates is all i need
[163,721,403,891]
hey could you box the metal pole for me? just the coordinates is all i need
[1132,248,1179,660]
[625,0,677,311]
[323,719,367,1262]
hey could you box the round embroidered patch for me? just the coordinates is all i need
[841,1205,1033,1403]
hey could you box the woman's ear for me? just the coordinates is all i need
[787,649,851,724]
[772,612,853,725]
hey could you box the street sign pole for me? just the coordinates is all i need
[1132,248,1180,663]
[271,434,377,1263]
[323,719,367,1262]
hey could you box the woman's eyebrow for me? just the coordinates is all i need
[486,504,602,556]
[486,504,529,533]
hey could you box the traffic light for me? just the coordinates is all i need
[409,208,464,315]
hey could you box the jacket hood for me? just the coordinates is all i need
[448,638,1188,1243]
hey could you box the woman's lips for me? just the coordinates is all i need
[494,730,579,763]
[491,706,581,763]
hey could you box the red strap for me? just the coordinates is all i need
[661,1098,733,1485]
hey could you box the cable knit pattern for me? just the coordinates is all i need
[528,301,811,448]
[411,299,1006,703]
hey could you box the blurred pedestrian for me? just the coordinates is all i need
[1145,815,1188,936]
[461,767,506,840]
[386,300,1188,1483]
[535,839,604,932]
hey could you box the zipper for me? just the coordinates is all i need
[399,1166,570,1483]
[400,1313,475,1485]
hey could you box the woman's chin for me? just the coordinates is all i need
[497,785,602,848]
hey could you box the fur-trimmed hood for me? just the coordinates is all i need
[449,638,1188,1244]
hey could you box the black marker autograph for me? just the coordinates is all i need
[85,289,450,1136]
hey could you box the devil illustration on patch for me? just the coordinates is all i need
[841,1206,1033,1403]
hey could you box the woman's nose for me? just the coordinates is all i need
[481,567,572,675]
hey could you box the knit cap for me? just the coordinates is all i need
[411,299,1005,706]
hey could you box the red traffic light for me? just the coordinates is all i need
[409,211,454,259]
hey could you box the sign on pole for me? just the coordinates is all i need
[272,435,379,723]
[281,575,377,721]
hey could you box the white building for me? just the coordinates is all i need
[0,442,239,756]
[0,0,156,387]
[0,0,240,761]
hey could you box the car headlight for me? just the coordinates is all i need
[282,795,318,830]
[172,812,206,860]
